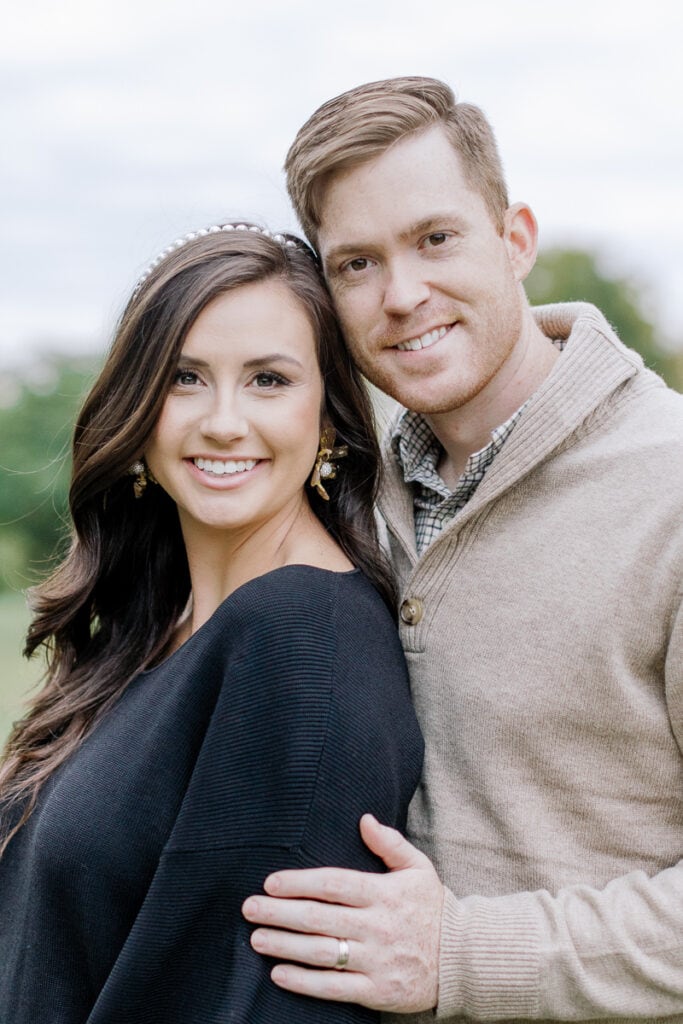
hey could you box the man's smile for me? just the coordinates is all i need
[394,323,453,352]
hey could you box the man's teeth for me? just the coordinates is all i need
[193,458,258,476]
[396,325,449,352]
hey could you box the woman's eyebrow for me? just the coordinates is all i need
[176,354,304,369]
[243,354,304,370]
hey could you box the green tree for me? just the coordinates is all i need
[0,356,100,593]
[525,248,682,390]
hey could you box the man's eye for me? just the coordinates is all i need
[344,257,370,273]
[425,233,448,247]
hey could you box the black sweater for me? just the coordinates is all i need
[0,566,423,1023]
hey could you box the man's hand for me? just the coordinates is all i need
[242,814,444,1013]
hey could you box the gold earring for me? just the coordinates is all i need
[127,460,157,499]
[309,428,349,501]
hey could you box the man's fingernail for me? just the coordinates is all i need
[243,898,257,917]
[265,874,281,893]
[272,966,287,984]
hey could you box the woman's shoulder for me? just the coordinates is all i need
[215,564,391,636]
[250,566,401,665]
[233,565,410,706]
[205,565,404,700]
[145,566,399,687]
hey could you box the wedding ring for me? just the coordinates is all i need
[334,937,350,970]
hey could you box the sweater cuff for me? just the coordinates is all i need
[436,887,542,1020]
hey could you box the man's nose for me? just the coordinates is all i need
[382,257,430,316]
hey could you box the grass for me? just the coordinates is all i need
[0,592,45,744]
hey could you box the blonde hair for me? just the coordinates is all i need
[285,76,509,248]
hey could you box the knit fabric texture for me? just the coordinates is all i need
[0,565,424,1023]
[392,344,566,555]
[379,303,683,1023]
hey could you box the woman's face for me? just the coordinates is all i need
[145,278,324,542]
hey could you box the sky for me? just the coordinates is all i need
[1,0,682,368]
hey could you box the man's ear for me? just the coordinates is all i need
[502,202,538,283]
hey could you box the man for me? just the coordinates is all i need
[242,77,683,1021]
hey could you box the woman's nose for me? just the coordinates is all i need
[199,394,249,442]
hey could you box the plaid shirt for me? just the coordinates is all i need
[393,340,566,554]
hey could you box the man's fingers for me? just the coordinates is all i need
[251,928,359,971]
[359,813,432,873]
[270,963,374,1006]
[261,865,375,906]
[242,894,360,937]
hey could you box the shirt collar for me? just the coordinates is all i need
[392,404,527,496]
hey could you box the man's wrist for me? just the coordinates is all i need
[435,888,541,1020]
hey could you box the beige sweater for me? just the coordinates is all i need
[379,304,683,1023]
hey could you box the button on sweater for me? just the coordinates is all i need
[380,304,683,1023]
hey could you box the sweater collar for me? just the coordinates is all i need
[378,302,643,561]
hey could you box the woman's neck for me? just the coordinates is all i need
[179,497,353,637]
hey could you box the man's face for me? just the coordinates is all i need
[317,126,531,415]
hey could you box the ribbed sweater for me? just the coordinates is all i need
[379,304,683,1022]
[0,565,424,1023]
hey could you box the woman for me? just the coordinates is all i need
[0,224,423,1023]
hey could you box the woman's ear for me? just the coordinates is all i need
[318,411,333,441]
[502,202,539,283]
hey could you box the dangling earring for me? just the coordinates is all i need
[127,459,156,499]
[309,427,348,501]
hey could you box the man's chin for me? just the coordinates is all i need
[376,384,472,417]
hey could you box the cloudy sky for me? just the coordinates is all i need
[2,0,681,366]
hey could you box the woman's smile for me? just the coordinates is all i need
[184,456,265,489]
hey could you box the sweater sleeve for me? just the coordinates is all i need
[86,569,422,1024]
[435,592,683,1021]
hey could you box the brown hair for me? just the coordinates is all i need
[0,225,395,853]
[285,76,509,246]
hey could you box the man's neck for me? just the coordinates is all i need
[427,317,560,488]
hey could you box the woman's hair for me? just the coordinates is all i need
[285,76,509,247]
[0,224,395,853]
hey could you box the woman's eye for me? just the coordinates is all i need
[174,369,200,386]
[253,371,289,389]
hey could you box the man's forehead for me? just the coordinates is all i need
[315,129,484,253]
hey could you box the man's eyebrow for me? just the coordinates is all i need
[322,242,372,267]
[400,214,467,240]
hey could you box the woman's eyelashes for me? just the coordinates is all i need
[173,368,203,388]
[250,370,291,390]
[170,367,292,391]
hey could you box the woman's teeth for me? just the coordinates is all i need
[193,458,258,476]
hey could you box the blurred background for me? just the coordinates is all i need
[1,0,682,739]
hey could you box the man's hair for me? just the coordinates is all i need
[285,76,509,247]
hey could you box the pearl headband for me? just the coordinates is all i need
[134,222,304,294]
